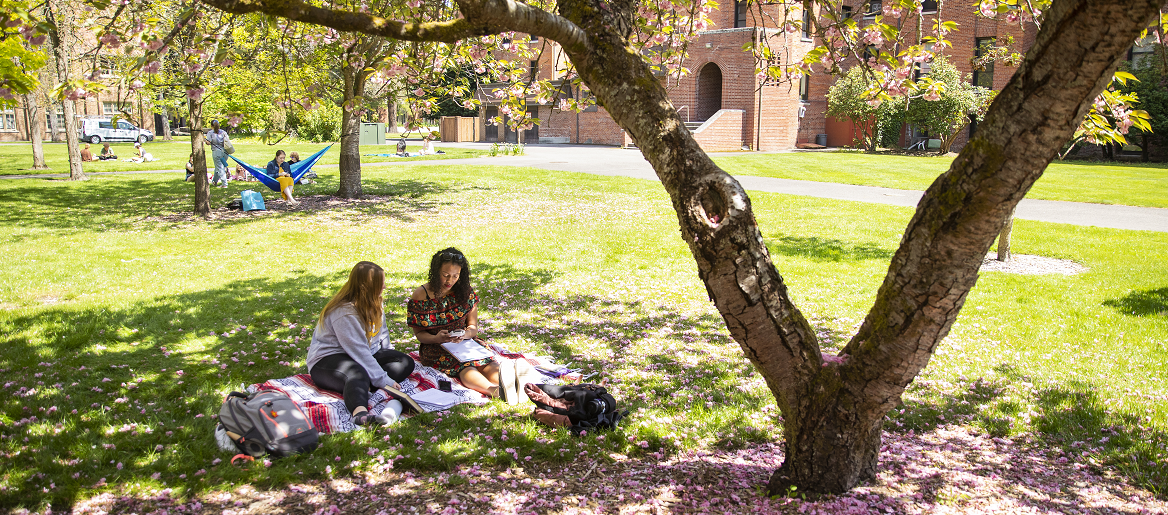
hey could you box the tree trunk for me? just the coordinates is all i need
[25,94,47,170]
[336,65,366,199]
[47,101,61,142]
[386,93,398,134]
[161,104,173,141]
[46,0,84,181]
[190,98,210,217]
[556,0,1160,494]
[1141,132,1149,162]
[996,207,1015,262]
[196,0,1163,496]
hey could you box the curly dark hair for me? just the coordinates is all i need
[427,247,472,303]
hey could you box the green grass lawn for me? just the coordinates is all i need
[0,139,482,176]
[713,151,1168,209]
[0,164,1166,510]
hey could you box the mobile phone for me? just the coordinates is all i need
[449,329,465,337]
[438,380,452,392]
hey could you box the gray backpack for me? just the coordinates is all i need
[217,390,319,457]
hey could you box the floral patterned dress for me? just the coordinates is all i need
[406,288,495,377]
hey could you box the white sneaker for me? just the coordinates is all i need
[498,359,517,406]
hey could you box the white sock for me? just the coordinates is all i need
[384,399,403,422]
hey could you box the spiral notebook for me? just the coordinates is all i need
[440,339,494,362]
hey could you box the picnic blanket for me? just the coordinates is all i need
[248,344,578,434]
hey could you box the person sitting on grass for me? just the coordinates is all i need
[185,153,196,182]
[396,137,408,157]
[99,143,117,161]
[407,248,502,399]
[307,261,417,427]
[80,143,95,162]
[232,164,248,182]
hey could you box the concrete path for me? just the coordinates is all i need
[6,143,1167,232]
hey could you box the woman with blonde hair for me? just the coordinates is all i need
[307,261,416,426]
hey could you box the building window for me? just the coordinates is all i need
[841,5,853,19]
[802,2,812,40]
[735,1,748,28]
[102,101,121,115]
[529,60,539,80]
[921,0,937,13]
[45,107,64,129]
[866,0,881,17]
[972,37,994,88]
[799,74,809,101]
[1129,35,1156,67]
[529,34,538,42]
[0,109,16,130]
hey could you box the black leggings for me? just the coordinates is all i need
[310,349,415,414]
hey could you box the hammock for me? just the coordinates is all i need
[228,145,332,192]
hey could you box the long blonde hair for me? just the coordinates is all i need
[319,261,385,336]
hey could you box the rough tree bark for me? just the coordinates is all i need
[24,93,47,170]
[201,0,1161,495]
[336,61,368,199]
[190,98,211,217]
[45,0,84,181]
[996,207,1016,262]
[386,93,398,134]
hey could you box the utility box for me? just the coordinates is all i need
[360,123,386,145]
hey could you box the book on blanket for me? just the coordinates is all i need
[441,339,494,362]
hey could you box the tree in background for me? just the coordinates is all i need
[826,65,903,151]
[903,55,995,154]
[1119,41,1168,162]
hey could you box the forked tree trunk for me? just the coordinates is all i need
[198,0,1162,496]
[556,0,1160,494]
[25,94,47,170]
[46,0,84,181]
[336,65,367,199]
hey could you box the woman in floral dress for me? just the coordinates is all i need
[407,248,501,397]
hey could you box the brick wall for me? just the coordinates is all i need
[692,109,746,151]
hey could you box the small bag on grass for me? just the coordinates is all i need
[217,390,318,457]
[240,190,265,211]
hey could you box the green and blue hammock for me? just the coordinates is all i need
[228,145,331,192]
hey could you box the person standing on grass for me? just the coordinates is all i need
[205,119,230,188]
[407,248,502,398]
[307,261,416,427]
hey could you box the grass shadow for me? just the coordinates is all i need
[0,261,770,511]
[0,175,458,232]
[766,236,893,262]
[1103,287,1168,317]
[888,364,1167,500]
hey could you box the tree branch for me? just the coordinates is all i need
[198,0,591,54]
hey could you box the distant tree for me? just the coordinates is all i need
[904,55,995,154]
[826,66,903,151]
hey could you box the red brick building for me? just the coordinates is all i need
[474,1,1039,153]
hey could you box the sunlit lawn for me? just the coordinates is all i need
[0,138,482,176]
[713,151,1168,209]
[0,163,1165,510]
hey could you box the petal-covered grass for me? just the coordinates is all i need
[712,151,1168,208]
[0,163,1165,513]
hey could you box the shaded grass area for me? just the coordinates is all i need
[712,151,1168,208]
[0,139,480,176]
[0,163,1166,511]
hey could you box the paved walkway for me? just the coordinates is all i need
[6,143,1166,232]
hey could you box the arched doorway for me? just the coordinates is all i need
[696,63,723,121]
